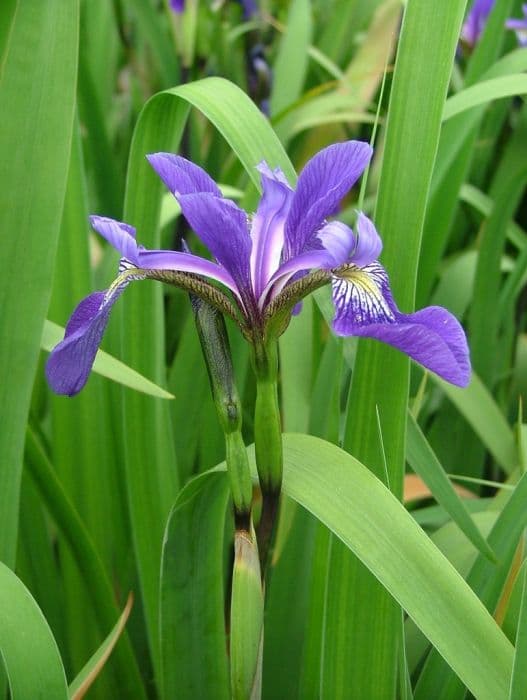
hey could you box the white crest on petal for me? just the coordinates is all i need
[104,260,146,305]
[332,262,394,326]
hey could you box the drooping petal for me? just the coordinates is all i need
[350,212,383,268]
[284,140,372,258]
[332,262,395,328]
[89,216,140,264]
[250,162,294,297]
[177,192,252,298]
[46,283,132,396]
[147,153,222,197]
[331,262,471,387]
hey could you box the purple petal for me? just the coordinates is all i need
[170,0,185,13]
[136,248,239,297]
[147,153,222,197]
[265,219,359,302]
[237,0,258,19]
[505,9,527,46]
[350,212,383,268]
[331,262,471,387]
[284,141,372,258]
[177,192,252,298]
[90,216,140,265]
[46,286,129,396]
[317,221,356,266]
[261,247,337,306]
[250,163,294,297]
[461,0,494,46]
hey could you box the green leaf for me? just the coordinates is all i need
[273,435,512,699]
[433,373,518,474]
[459,184,527,251]
[406,414,495,562]
[418,29,524,305]
[123,0,179,87]
[0,560,68,699]
[270,0,312,116]
[25,426,145,699]
[0,0,79,566]
[332,2,467,697]
[469,105,527,385]
[68,595,134,700]
[214,435,513,698]
[41,319,174,399]
[414,464,527,699]
[160,472,230,700]
[443,74,527,121]
[510,563,527,700]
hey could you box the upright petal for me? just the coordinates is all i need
[147,153,222,197]
[177,192,252,300]
[250,163,294,297]
[284,141,372,258]
[46,282,132,396]
[350,212,383,268]
[170,0,185,12]
[90,216,140,264]
[317,221,356,266]
[261,247,337,306]
[331,262,471,387]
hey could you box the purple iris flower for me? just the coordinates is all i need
[46,141,470,396]
[506,5,527,46]
[461,0,494,47]
[237,0,258,19]
[170,0,184,12]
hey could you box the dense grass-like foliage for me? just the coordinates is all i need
[1,0,527,698]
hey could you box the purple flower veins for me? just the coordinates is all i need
[46,141,471,396]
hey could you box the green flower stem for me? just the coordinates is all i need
[192,296,253,521]
[252,340,283,569]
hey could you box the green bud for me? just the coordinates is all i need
[192,296,253,516]
[230,528,264,700]
[252,341,282,495]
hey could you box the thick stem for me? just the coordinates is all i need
[252,341,283,571]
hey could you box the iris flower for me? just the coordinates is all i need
[170,0,257,15]
[170,0,185,12]
[461,0,494,47]
[506,5,527,46]
[46,141,470,396]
